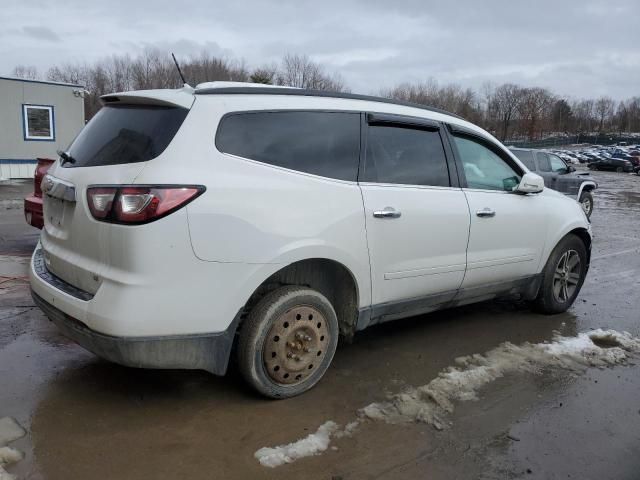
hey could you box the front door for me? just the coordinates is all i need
[359,115,470,314]
[448,130,548,291]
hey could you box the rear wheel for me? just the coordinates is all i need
[616,166,623,173]
[237,286,339,398]
[533,234,587,314]
[579,191,594,218]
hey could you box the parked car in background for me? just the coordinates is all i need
[612,152,640,167]
[510,148,597,218]
[31,83,592,398]
[588,157,634,173]
[24,158,55,229]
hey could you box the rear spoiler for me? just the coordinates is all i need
[101,86,195,109]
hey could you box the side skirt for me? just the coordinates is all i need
[356,274,542,331]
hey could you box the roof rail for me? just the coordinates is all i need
[194,86,463,120]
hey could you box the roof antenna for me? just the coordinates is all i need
[171,52,190,87]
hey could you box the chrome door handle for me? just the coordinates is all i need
[476,208,496,218]
[373,207,401,219]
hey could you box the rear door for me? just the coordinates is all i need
[41,103,190,293]
[359,114,470,316]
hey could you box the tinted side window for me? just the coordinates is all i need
[536,152,552,172]
[363,126,450,187]
[549,154,567,172]
[216,111,360,181]
[511,150,537,171]
[453,135,521,191]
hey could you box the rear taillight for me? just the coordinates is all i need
[86,186,205,224]
[34,158,54,197]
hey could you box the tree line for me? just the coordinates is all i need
[11,50,640,141]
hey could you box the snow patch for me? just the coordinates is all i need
[255,419,361,467]
[0,418,25,447]
[255,329,640,467]
[0,447,22,466]
[0,417,26,480]
[255,421,339,468]
[359,329,640,427]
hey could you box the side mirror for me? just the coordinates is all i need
[514,172,544,194]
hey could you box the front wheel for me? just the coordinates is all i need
[237,286,339,398]
[579,191,594,218]
[532,234,588,314]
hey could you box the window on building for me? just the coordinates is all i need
[23,105,55,141]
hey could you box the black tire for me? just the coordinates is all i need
[578,190,594,218]
[532,234,588,314]
[616,166,623,173]
[237,286,339,398]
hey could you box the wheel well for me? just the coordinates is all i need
[569,228,592,267]
[242,259,359,340]
[581,184,595,193]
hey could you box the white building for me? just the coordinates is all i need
[0,76,85,179]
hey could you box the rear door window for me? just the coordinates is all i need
[511,150,537,171]
[362,125,450,187]
[536,152,552,172]
[65,105,188,168]
[216,111,360,181]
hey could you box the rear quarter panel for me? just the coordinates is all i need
[133,95,372,309]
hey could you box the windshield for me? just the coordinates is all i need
[64,104,188,168]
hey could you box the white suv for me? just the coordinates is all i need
[30,82,592,398]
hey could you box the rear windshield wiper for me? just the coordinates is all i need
[57,150,76,166]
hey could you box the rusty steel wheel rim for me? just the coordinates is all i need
[263,305,330,385]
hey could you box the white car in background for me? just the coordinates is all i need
[30,82,592,398]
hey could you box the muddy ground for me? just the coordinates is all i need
[1,170,639,480]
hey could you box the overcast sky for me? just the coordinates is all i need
[1,0,638,100]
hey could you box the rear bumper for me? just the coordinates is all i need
[24,195,43,229]
[32,289,238,375]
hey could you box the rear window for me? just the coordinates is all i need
[64,105,188,168]
[511,150,536,170]
[215,111,360,181]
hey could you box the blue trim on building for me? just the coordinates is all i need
[0,75,83,89]
[22,104,56,142]
[0,159,39,164]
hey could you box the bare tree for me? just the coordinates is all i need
[19,49,640,137]
[518,88,555,140]
[382,79,482,122]
[276,54,346,91]
[487,83,524,140]
[594,96,615,132]
[250,64,278,84]
[12,65,40,80]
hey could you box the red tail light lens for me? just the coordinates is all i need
[34,158,55,197]
[87,186,205,224]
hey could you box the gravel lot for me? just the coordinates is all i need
[1,170,639,480]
